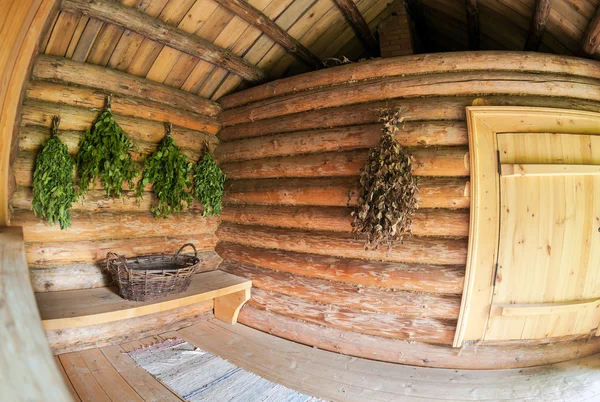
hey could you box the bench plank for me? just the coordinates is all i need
[37,271,251,330]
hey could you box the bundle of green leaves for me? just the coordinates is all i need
[32,116,77,229]
[193,149,225,216]
[351,109,419,250]
[77,95,139,197]
[138,124,192,218]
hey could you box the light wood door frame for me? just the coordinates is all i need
[453,106,600,347]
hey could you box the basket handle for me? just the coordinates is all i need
[106,252,129,271]
[176,243,197,257]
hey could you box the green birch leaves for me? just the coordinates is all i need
[352,109,419,250]
[77,95,139,197]
[193,149,225,216]
[137,123,192,218]
[32,116,77,229]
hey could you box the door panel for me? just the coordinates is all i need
[484,133,600,341]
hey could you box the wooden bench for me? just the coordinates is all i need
[36,270,252,354]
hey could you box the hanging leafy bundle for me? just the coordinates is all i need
[138,123,192,218]
[351,109,419,250]
[31,116,77,229]
[193,147,225,216]
[77,95,139,197]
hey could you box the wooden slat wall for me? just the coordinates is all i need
[9,55,223,292]
[215,52,600,350]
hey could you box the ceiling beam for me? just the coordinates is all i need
[465,0,480,50]
[580,6,600,57]
[332,0,380,57]
[61,0,267,83]
[213,0,321,69]
[524,0,552,51]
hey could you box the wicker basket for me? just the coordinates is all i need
[106,243,201,302]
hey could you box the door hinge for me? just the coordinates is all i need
[497,150,501,175]
[492,263,499,286]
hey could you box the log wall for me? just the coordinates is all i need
[215,52,600,367]
[9,55,223,292]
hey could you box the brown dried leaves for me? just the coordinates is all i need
[352,109,419,250]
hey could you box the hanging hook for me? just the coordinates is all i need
[165,122,172,137]
[106,94,113,110]
[51,115,61,137]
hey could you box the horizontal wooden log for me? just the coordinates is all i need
[217,223,468,265]
[247,288,456,344]
[61,0,266,82]
[219,95,600,141]
[26,233,219,267]
[19,125,205,162]
[223,177,470,209]
[26,80,219,134]
[219,52,600,109]
[30,251,222,292]
[221,148,470,179]
[215,121,468,163]
[220,260,460,318]
[220,205,469,237]
[216,242,465,293]
[34,55,220,116]
[12,209,220,243]
[239,306,600,369]
[47,304,213,355]
[11,186,203,213]
[222,71,600,126]
[21,99,216,151]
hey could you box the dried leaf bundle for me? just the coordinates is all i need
[352,109,419,250]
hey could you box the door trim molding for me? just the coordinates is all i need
[454,106,600,347]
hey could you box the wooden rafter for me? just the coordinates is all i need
[465,0,480,50]
[213,0,321,69]
[580,6,600,57]
[61,0,267,83]
[524,0,552,51]
[332,0,380,57]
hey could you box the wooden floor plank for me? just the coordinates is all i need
[100,345,182,402]
[78,348,145,402]
[54,356,82,402]
[59,352,112,402]
[174,319,600,401]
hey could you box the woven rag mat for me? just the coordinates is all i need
[129,337,322,401]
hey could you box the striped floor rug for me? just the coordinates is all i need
[129,337,322,401]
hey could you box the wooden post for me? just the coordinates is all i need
[61,0,267,82]
[332,0,380,57]
[213,0,321,69]
[580,6,600,57]
[465,0,480,50]
[524,0,553,51]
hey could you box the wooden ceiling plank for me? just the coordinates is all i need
[266,0,334,78]
[44,11,80,56]
[145,0,212,83]
[332,0,380,57]
[525,0,553,51]
[106,0,170,71]
[466,0,480,50]
[125,0,197,76]
[580,5,600,55]
[64,16,89,58]
[213,0,321,68]
[201,68,229,99]
[62,0,266,82]
[71,18,103,62]
[84,0,141,66]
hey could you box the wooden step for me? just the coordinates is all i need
[36,270,252,331]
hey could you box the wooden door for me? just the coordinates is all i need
[484,133,600,341]
[454,107,600,347]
